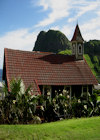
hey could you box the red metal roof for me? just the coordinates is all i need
[71,24,84,42]
[3,48,98,94]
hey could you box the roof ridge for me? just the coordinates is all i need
[4,48,55,55]
[4,48,75,57]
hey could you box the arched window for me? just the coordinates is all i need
[78,44,82,54]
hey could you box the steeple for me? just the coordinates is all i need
[71,24,84,60]
[71,24,84,42]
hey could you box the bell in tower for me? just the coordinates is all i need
[71,24,84,60]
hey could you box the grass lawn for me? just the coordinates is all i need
[0,117,100,140]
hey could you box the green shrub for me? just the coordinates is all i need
[1,78,100,124]
[0,78,38,124]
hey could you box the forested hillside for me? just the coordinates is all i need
[84,40,100,82]
[33,30,100,82]
[33,30,71,53]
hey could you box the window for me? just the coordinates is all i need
[78,44,82,54]
[72,44,75,54]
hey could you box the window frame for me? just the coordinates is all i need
[78,44,82,55]
[72,44,75,54]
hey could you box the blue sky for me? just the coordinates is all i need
[0,0,100,69]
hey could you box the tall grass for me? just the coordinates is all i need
[0,117,100,140]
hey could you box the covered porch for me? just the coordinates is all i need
[39,85,93,99]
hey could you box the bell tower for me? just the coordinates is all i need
[71,24,84,60]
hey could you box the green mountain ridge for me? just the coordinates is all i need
[33,30,71,53]
[33,30,100,83]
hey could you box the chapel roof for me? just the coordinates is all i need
[3,48,98,94]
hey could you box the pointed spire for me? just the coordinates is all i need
[71,24,84,42]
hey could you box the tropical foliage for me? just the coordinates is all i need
[0,78,100,124]
[0,78,38,124]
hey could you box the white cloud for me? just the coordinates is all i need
[96,10,100,16]
[0,28,38,69]
[68,1,100,22]
[61,25,73,40]
[31,0,100,42]
[36,0,49,11]
[34,0,100,28]
[81,15,100,41]
[35,0,71,27]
